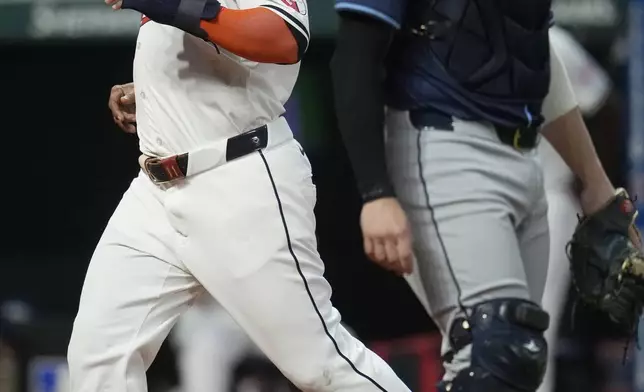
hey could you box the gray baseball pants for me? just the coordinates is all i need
[385,109,550,382]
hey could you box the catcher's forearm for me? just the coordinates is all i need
[330,13,396,202]
[199,8,300,64]
[541,39,612,191]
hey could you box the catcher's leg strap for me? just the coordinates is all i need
[438,298,550,392]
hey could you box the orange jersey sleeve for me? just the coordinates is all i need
[199,5,307,64]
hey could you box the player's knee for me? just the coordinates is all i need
[68,325,149,392]
[439,298,550,392]
[67,323,123,387]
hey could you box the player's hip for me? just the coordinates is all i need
[385,110,542,185]
[384,108,545,221]
[158,136,317,278]
[140,118,314,232]
[385,107,541,151]
[97,129,316,282]
[137,116,293,185]
[137,119,280,158]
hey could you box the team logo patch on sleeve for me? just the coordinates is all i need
[280,0,306,15]
[141,14,151,26]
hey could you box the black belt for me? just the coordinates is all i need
[144,125,269,184]
[408,108,539,149]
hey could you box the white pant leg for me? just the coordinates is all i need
[171,295,258,392]
[67,173,201,392]
[166,137,410,392]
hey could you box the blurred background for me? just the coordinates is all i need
[1,0,644,391]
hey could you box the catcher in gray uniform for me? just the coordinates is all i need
[330,0,644,391]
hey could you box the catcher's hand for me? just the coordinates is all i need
[568,188,644,332]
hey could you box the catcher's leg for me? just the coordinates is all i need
[516,187,550,307]
[386,112,550,392]
[67,173,201,392]
[170,137,410,391]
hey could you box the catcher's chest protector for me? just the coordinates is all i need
[387,0,552,128]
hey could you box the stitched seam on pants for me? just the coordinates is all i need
[258,150,389,392]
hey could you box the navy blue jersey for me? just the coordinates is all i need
[334,0,552,129]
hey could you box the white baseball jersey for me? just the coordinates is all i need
[539,25,612,190]
[133,0,310,157]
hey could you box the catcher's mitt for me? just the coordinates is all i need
[567,188,644,332]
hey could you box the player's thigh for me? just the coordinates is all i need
[401,191,534,383]
[189,250,343,389]
[516,192,550,304]
[388,134,531,331]
[408,200,530,327]
[68,175,200,390]
[176,141,330,371]
[181,144,334,372]
[69,244,197,367]
[177,142,406,391]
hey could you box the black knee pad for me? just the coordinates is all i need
[438,298,550,392]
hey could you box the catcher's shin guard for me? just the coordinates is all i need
[437,299,550,392]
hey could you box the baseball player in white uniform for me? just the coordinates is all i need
[537,25,613,392]
[66,0,411,390]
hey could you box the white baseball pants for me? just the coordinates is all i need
[67,119,410,392]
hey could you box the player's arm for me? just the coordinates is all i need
[540,39,615,214]
[330,0,414,275]
[198,5,307,64]
[549,26,622,187]
[115,0,308,64]
[330,0,405,202]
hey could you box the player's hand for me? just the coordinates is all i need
[108,83,136,134]
[360,197,414,276]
